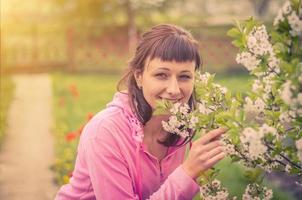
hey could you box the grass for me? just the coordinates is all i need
[0,75,14,148]
[51,72,120,184]
[52,72,295,199]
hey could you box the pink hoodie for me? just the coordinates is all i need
[55,92,199,200]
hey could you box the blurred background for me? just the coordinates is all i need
[2,0,301,200]
[1,0,284,74]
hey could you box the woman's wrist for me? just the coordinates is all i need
[182,163,197,180]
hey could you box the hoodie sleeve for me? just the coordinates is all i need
[147,165,200,200]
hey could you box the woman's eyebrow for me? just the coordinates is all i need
[156,67,170,71]
[180,70,193,73]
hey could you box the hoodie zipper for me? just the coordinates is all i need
[159,161,163,179]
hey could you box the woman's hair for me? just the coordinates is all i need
[117,24,201,146]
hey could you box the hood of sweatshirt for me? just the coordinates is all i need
[106,91,144,143]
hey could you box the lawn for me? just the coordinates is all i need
[0,75,14,148]
[52,72,295,199]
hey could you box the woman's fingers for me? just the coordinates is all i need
[197,128,226,145]
[203,146,224,161]
[200,140,221,151]
[184,128,227,178]
[203,152,225,169]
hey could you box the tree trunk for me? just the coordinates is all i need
[249,0,271,18]
[126,0,137,53]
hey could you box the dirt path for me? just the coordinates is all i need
[0,74,58,200]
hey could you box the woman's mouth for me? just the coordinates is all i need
[159,97,182,104]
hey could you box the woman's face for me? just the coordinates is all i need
[135,58,195,110]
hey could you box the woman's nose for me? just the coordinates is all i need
[166,77,181,96]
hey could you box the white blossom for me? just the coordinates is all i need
[268,55,280,73]
[174,129,190,138]
[273,1,291,26]
[281,80,293,105]
[198,72,211,84]
[247,25,272,56]
[279,111,292,123]
[189,116,198,129]
[240,127,267,160]
[244,97,265,116]
[179,104,190,114]
[213,83,228,94]
[297,138,302,150]
[169,102,181,114]
[252,79,262,92]
[161,121,173,132]
[254,98,266,112]
[198,102,212,114]
[243,184,273,200]
[297,93,302,105]
[299,74,302,83]
[259,123,277,136]
[236,52,261,71]
[288,11,302,36]
[285,164,292,173]
[200,179,230,200]
[282,1,292,15]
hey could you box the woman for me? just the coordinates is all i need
[56,24,226,200]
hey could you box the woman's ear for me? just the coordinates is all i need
[134,70,143,89]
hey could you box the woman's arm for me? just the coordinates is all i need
[83,135,199,200]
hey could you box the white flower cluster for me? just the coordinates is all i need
[247,25,272,56]
[248,97,265,112]
[197,101,213,115]
[288,11,302,36]
[239,124,277,161]
[274,1,302,36]
[274,1,292,26]
[267,53,281,74]
[213,83,228,94]
[281,80,294,104]
[221,135,237,156]
[244,97,266,121]
[242,183,273,200]
[259,123,277,137]
[200,179,231,200]
[296,138,302,163]
[236,52,260,71]
[197,72,211,84]
[261,73,277,100]
[280,80,302,116]
[279,109,297,130]
[240,127,267,160]
[236,25,280,77]
[252,79,261,92]
[161,103,197,138]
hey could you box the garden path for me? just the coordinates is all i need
[0,74,58,200]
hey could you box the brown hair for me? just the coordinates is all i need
[117,24,201,146]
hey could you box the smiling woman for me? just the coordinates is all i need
[135,58,195,111]
[55,24,226,200]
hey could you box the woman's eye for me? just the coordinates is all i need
[155,73,167,79]
[179,75,191,80]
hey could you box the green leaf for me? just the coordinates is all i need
[243,168,264,183]
[271,31,283,43]
[244,18,257,34]
[231,40,244,48]
[153,99,171,115]
[227,28,241,38]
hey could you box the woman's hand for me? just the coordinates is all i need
[182,128,226,179]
